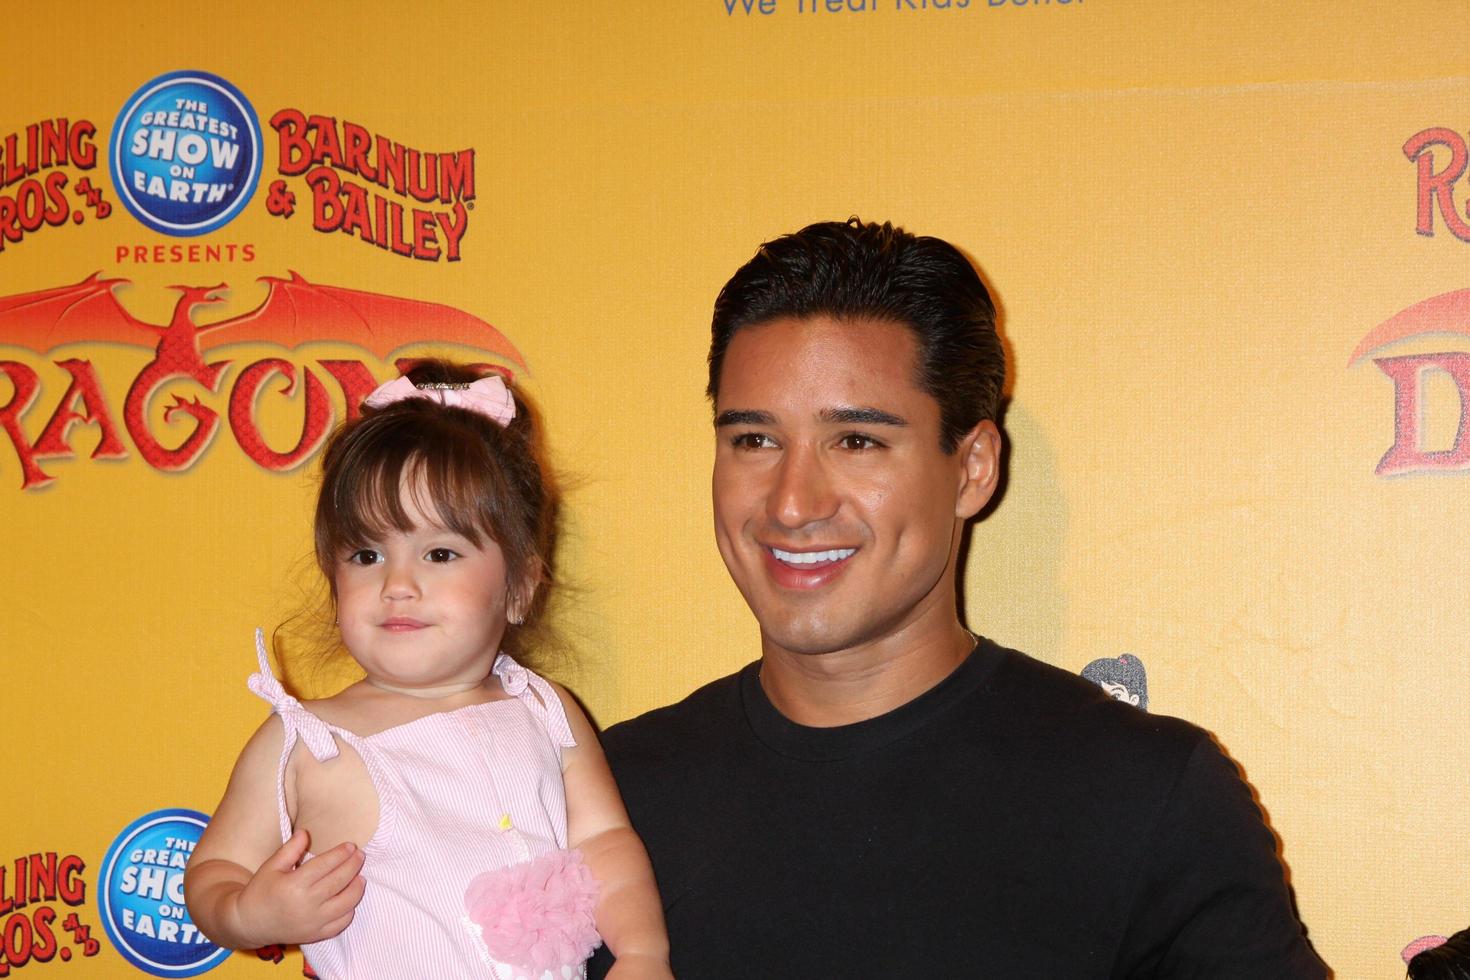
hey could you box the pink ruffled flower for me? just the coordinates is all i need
[464,849,602,973]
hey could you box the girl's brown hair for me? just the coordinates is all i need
[312,359,558,661]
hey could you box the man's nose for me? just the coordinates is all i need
[768,446,839,529]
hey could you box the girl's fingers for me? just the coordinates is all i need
[317,876,367,922]
[262,829,310,872]
[318,909,357,940]
[313,846,366,895]
[297,841,359,883]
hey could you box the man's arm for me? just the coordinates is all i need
[1115,732,1329,978]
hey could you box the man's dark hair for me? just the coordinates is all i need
[708,217,1004,452]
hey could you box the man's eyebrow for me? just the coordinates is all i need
[715,409,777,427]
[821,406,909,427]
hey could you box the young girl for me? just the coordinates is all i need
[186,361,671,979]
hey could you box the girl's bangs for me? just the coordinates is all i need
[329,444,496,553]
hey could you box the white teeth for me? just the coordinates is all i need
[772,547,856,565]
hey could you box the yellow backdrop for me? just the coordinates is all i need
[4,2,1467,976]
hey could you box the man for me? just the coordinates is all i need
[590,219,1326,977]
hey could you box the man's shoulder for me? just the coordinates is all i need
[982,641,1209,769]
[599,665,749,767]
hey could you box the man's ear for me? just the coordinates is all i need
[508,557,544,626]
[955,419,1001,520]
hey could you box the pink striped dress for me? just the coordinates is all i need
[247,631,601,979]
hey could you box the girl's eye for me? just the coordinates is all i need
[346,549,381,566]
[731,432,775,450]
[425,548,459,563]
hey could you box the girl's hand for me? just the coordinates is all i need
[605,951,675,979]
[228,830,366,948]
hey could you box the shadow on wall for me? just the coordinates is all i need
[958,396,1068,663]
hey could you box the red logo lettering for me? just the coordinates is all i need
[0,119,106,253]
[1406,127,1470,240]
[1352,286,1470,476]
[268,109,473,262]
[1374,353,1470,475]
[0,275,524,489]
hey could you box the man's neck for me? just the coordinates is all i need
[758,618,977,728]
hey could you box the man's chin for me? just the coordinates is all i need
[758,622,862,659]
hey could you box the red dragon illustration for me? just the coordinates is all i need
[0,271,525,366]
[0,273,527,487]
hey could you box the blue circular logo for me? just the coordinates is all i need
[98,808,231,976]
[110,71,262,236]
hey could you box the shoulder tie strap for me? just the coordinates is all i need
[247,629,340,763]
[493,654,575,749]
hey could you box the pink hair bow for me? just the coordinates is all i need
[363,374,516,427]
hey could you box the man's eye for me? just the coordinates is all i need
[425,548,459,563]
[346,549,381,565]
[838,433,882,451]
[731,432,775,450]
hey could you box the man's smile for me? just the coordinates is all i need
[760,544,859,591]
[768,547,857,567]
